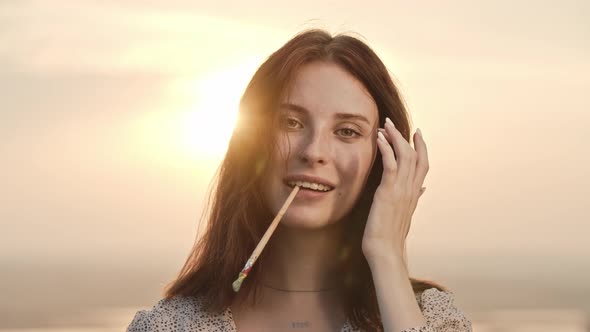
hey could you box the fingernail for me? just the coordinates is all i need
[417,128,422,137]
[377,131,386,141]
[385,117,394,128]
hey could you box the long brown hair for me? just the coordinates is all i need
[164,28,446,331]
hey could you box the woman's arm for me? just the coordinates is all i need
[368,254,472,332]
[368,254,427,332]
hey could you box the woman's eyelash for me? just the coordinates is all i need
[337,127,361,137]
[284,117,302,128]
[283,117,361,137]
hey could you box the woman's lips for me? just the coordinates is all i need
[286,184,333,200]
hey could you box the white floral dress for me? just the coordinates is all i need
[127,287,472,332]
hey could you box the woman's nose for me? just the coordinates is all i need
[297,132,331,166]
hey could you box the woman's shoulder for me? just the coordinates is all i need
[415,287,457,308]
[412,287,473,332]
[126,295,235,332]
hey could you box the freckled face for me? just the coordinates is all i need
[261,61,379,229]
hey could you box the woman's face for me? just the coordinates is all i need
[261,61,379,229]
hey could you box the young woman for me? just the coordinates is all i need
[127,28,472,332]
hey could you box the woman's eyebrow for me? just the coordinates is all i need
[279,102,371,126]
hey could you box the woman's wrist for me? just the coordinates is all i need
[364,244,405,268]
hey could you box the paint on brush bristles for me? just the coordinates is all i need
[231,185,300,293]
[232,256,255,292]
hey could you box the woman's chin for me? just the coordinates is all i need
[278,211,338,230]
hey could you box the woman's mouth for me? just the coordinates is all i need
[284,181,335,200]
[286,180,334,192]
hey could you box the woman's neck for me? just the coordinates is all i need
[259,222,347,292]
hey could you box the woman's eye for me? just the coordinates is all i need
[284,117,302,129]
[281,118,359,137]
[287,119,299,128]
[337,128,361,138]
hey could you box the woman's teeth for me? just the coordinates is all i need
[288,181,333,192]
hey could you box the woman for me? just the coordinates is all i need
[127,28,472,332]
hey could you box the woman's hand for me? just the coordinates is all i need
[361,117,429,265]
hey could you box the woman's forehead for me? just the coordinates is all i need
[283,62,378,123]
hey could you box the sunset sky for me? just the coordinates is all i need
[1,0,589,328]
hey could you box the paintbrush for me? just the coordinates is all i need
[232,185,300,292]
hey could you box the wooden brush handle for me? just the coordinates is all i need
[232,186,300,292]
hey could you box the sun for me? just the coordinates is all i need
[132,59,261,170]
[178,60,260,159]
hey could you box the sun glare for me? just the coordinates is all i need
[182,62,260,158]
[189,63,259,153]
[133,60,261,169]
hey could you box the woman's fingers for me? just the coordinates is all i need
[376,131,397,188]
[377,128,395,159]
[378,120,428,198]
[384,118,415,191]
